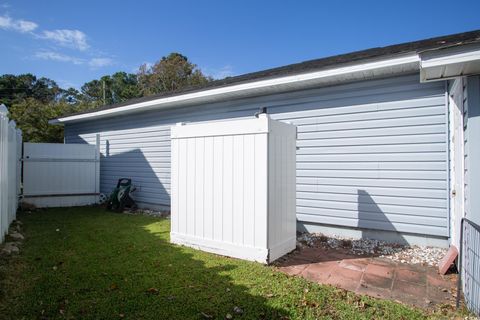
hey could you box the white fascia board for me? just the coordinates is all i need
[420,45,480,69]
[420,43,480,82]
[52,54,420,124]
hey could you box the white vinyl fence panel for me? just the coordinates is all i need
[0,104,22,243]
[23,137,100,208]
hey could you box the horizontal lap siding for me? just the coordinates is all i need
[64,74,448,237]
[65,126,172,205]
[64,108,257,208]
[272,79,447,236]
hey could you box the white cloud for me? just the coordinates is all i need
[0,15,38,33]
[16,19,37,32]
[41,29,89,51]
[88,57,113,68]
[34,50,114,69]
[34,50,84,64]
[0,15,88,51]
[2,11,116,71]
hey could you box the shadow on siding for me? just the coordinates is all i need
[279,191,408,267]
[358,189,406,245]
[100,141,170,209]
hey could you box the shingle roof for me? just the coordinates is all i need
[64,29,480,117]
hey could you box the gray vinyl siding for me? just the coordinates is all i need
[65,74,448,237]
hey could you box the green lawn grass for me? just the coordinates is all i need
[0,207,458,319]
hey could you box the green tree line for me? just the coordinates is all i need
[0,53,212,142]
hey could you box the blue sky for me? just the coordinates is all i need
[1,0,479,89]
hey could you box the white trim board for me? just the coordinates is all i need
[170,232,296,264]
[420,43,480,82]
[171,114,270,138]
[170,232,270,263]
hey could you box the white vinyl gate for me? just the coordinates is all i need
[22,137,100,208]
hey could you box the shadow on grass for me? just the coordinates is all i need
[135,221,288,319]
[0,207,289,320]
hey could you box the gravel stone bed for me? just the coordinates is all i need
[124,208,171,218]
[297,233,447,267]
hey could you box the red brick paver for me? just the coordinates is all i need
[365,263,395,279]
[302,261,338,282]
[362,273,393,289]
[396,268,426,283]
[438,245,458,275]
[276,246,457,309]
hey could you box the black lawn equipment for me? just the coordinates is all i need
[106,178,138,212]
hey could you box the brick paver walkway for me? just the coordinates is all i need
[276,246,457,309]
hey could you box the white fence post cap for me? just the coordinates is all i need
[0,104,7,115]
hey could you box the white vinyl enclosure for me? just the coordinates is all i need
[170,114,297,263]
